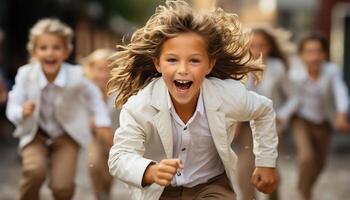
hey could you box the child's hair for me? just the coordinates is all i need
[27,18,74,55]
[252,28,289,70]
[81,48,115,80]
[108,0,263,107]
[298,33,329,56]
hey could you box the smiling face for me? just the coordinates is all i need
[300,40,326,72]
[32,33,70,82]
[250,32,271,61]
[154,32,215,111]
[89,59,111,91]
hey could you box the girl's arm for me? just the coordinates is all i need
[236,87,278,168]
[80,79,113,148]
[108,107,155,188]
[81,79,111,128]
[331,67,350,132]
[236,84,279,193]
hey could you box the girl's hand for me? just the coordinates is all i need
[335,112,350,133]
[251,167,279,194]
[142,159,183,187]
[22,101,36,118]
[95,127,114,151]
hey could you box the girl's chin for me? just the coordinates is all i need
[171,92,197,105]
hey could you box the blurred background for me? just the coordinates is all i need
[0,0,349,199]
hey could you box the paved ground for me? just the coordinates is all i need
[1,128,350,200]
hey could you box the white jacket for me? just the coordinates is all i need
[108,77,278,200]
[6,62,111,149]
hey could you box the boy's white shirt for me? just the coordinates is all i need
[6,62,111,149]
[108,77,278,200]
[290,61,349,127]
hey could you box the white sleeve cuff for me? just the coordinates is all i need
[255,158,277,168]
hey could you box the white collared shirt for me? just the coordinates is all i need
[38,65,66,138]
[167,89,224,187]
[297,79,325,123]
[297,62,349,123]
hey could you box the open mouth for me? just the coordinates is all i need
[44,60,57,66]
[174,80,193,90]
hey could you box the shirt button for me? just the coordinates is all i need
[177,171,181,176]
[181,148,186,151]
[184,126,187,130]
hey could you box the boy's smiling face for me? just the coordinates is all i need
[32,33,70,82]
[300,40,326,71]
[154,32,215,110]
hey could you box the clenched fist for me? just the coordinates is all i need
[251,167,279,194]
[22,101,36,118]
[142,159,183,187]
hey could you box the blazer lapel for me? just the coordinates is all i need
[151,79,173,159]
[202,79,228,153]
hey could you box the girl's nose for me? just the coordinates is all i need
[46,48,55,55]
[177,62,188,75]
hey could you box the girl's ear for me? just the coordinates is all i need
[207,59,216,75]
[153,58,162,73]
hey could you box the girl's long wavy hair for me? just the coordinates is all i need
[108,0,263,107]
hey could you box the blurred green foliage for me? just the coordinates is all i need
[88,0,163,26]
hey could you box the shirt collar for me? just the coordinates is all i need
[38,63,66,89]
[167,88,204,116]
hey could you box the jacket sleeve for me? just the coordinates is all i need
[276,72,299,125]
[331,67,349,113]
[6,67,29,125]
[234,82,279,168]
[80,79,111,127]
[108,107,154,188]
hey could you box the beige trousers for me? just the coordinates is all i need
[19,130,79,200]
[88,137,113,199]
[159,173,236,200]
[292,116,331,200]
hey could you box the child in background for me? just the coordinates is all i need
[107,1,279,199]
[0,71,7,105]
[6,18,113,200]
[292,33,349,200]
[235,26,297,200]
[81,48,120,200]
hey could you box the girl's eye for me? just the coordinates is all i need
[39,46,47,51]
[190,58,200,63]
[53,45,62,51]
[167,58,177,63]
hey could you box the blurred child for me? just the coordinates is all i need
[0,29,7,105]
[235,26,297,200]
[107,1,279,199]
[81,48,120,200]
[0,71,7,105]
[292,33,349,200]
[6,18,113,200]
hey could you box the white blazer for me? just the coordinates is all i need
[108,77,278,200]
[6,63,110,149]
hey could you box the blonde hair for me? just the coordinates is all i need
[108,0,263,107]
[81,48,115,79]
[27,18,74,54]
